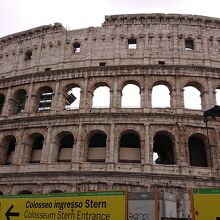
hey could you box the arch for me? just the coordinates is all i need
[188,133,208,167]
[37,86,53,112]
[28,133,44,163]
[183,82,203,110]
[152,84,171,108]
[153,131,175,164]
[50,190,63,194]
[87,130,107,162]
[17,190,32,195]
[14,89,27,113]
[121,83,141,108]
[0,135,16,165]
[56,131,74,162]
[0,191,3,195]
[119,130,141,163]
[92,85,110,108]
[0,94,5,115]
[64,84,81,110]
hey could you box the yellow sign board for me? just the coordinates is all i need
[193,188,220,220]
[0,191,127,220]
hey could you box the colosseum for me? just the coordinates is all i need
[0,13,220,218]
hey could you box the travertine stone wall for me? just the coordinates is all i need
[0,14,220,218]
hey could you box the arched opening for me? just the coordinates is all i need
[215,88,220,105]
[0,191,3,195]
[14,89,27,113]
[29,133,44,163]
[1,136,16,165]
[121,84,141,108]
[50,190,63,194]
[152,85,171,108]
[58,133,74,162]
[119,131,141,163]
[38,87,53,112]
[18,190,32,194]
[92,86,110,108]
[87,131,107,162]
[65,86,81,110]
[0,94,5,115]
[184,86,202,110]
[188,134,208,167]
[153,132,175,164]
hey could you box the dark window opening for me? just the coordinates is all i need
[45,68,51,71]
[33,135,44,150]
[16,90,27,113]
[185,39,194,50]
[128,38,137,49]
[189,136,208,167]
[120,133,140,148]
[0,94,5,115]
[50,190,63,194]
[89,133,107,148]
[18,190,32,195]
[38,89,53,112]
[99,62,106,66]
[5,137,16,165]
[119,132,140,163]
[24,50,32,61]
[153,134,174,164]
[60,134,74,148]
[73,43,80,53]
[30,134,44,163]
[88,132,106,162]
[158,61,165,65]
[58,134,74,162]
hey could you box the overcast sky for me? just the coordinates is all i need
[1,0,220,38]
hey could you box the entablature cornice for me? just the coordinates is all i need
[0,64,220,89]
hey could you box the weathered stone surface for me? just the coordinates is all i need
[0,13,220,218]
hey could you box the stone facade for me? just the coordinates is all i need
[0,13,220,218]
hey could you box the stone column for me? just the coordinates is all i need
[208,78,215,107]
[51,81,59,112]
[201,90,210,111]
[110,78,118,111]
[80,75,88,110]
[143,75,149,112]
[176,80,184,113]
[143,123,151,172]
[72,123,82,163]
[41,126,52,164]
[144,123,150,163]
[12,129,25,165]
[24,83,33,113]
[107,123,115,163]
[2,87,12,116]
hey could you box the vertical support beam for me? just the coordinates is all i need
[41,126,52,163]
[2,87,12,117]
[144,123,150,164]
[51,81,59,112]
[107,123,115,163]
[24,82,33,114]
[72,123,83,163]
[81,75,89,110]
[13,128,25,165]
[110,77,118,110]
